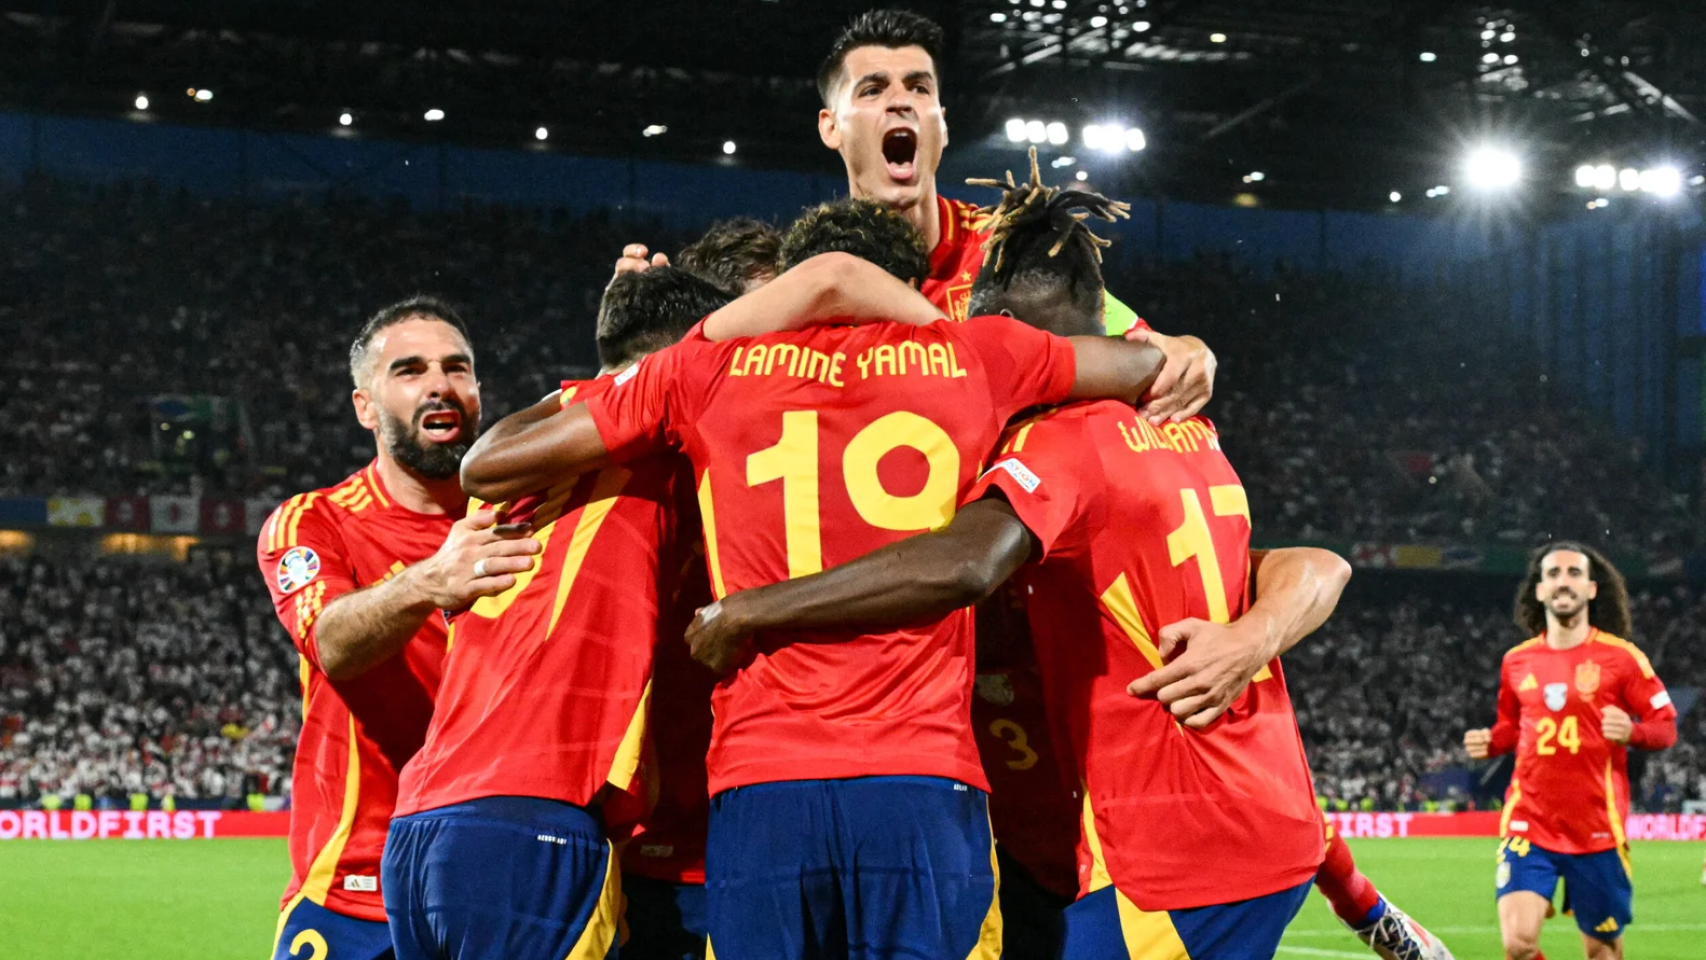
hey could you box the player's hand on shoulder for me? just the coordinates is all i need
[1600,705,1633,745]
[613,243,669,280]
[685,597,756,676]
[1124,616,1272,729]
[1132,330,1216,425]
[414,508,541,609]
[1462,727,1492,759]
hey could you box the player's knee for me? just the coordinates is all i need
[1501,930,1542,960]
[1583,936,1622,960]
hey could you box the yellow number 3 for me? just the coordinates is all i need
[989,719,1040,770]
[290,929,328,960]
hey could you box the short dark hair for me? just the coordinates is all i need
[966,150,1129,336]
[1513,541,1632,638]
[349,295,473,387]
[779,198,929,285]
[597,267,732,369]
[817,9,947,106]
[676,217,782,297]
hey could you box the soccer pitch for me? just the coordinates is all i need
[0,838,1699,959]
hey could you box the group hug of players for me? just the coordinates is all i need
[254,10,1680,960]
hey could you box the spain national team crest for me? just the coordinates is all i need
[1543,682,1568,712]
[276,546,321,594]
[1575,660,1602,699]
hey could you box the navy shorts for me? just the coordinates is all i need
[1497,837,1633,941]
[381,796,621,960]
[623,874,708,960]
[1060,880,1312,960]
[705,776,1000,960]
[273,897,394,960]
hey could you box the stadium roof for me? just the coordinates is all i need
[3,0,1703,211]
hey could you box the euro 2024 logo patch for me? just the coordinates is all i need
[276,546,321,594]
[1543,682,1568,712]
[1575,660,1602,700]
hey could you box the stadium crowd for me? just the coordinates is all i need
[2,177,1697,557]
[0,179,1700,810]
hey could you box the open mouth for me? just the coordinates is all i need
[882,128,919,182]
[419,408,464,444]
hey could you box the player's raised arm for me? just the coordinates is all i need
[1063,334,1167,404]
[1126,547,1353,728]
[684,498,1035,674]
[700,252,945,341]
[460,393,611,504]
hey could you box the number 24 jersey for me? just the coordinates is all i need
[585,315,1077,795]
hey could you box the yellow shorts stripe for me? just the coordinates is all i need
[563,840,623,960]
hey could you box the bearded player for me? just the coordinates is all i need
[258,298,542,960]
[1465,543,1677,960]
[616,8,1215,425]
[465,198,1170,960]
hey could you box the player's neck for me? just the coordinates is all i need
[852,177,942,251]
[1544,614,1592,650]
[373,453,466,516]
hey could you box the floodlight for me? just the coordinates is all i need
[1463,147,1521,190]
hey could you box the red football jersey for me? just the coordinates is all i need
[395,376,694,818]
[920,195,987,322]
[973,589,1081,900]
[585,315,1077,794]
[257,463,453,922]
[966,402,1323,911]
[621,556,718,884]
[1490,630,1676,855]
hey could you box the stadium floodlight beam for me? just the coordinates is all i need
[1126,128,1146,151]
[1090,15,1107,27]
[424,108,445,122]
[723,140,737,155]
[1134,20,1150,31]
[1618,168,1639,191]
[134,94,149,111]
[1591,165,1616,191]
[1249,171,1265,181]
[642,124,667,137]
[1419,52,1436,62]
[535,127,549,142]
[194,89,213,102]
[1076,170,1089,181]
[338,112,353,126]
[1390,191,1402,203]
[1024,120,1047,144]
[1642,166,1681,198]
[1005,118,1027,142]
[1574,165,1596,188]
[1046,122,1069,145]
[1463,147,1521,191]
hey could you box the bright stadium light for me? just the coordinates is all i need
[1005,118,1027,142]
[194,88,213,102]
[134,94,150,111]
[990,11,1007,22]
[535,127,549,141]
[1025,120,1047,143]
[1482,52,1500,64]
[643,124,667,137]
[1076,170,1089,181]
[338,112,353,126]
[1134,20,1151,31]
[1574,165,1596,188]
[1210,32,1226,43]
[1249,170,1265,181]
[1390,191,1402,203]
[424,108,445,122]
[1090,15,1107,27]
[1046,122,1069,145]
[723,140,737,155]
[1504,54,1519,65]
[1618,167,1639,191]
[1641,165,1682,198]
[1592,165,1616,191]
[1051,156,1076,168]
[1419,52,1437,62]
[1126,127,1146,151]
[1464,147,1521,190]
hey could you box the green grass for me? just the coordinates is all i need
[0,837,1700,959]
[1280,839,1705,960]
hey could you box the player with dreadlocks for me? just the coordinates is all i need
[1466,543,1676,960]
[682,161,1355,960]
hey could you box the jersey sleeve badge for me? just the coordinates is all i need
[276,545,322,594]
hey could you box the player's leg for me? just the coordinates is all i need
[383,796,620,960]
[1496,838,1561,960]
[1058,878,1310,960]
[993,848,1070,960]
[1316,816,1454,959]
[623,874,708,960]
[273,896,396,960]
[834,775,1000,960]
[704,780,841,960]
[1555,848,1632,960]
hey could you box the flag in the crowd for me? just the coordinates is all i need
[105,496,149,531]
[150,496,199,534]
[199,499,245,535]
[46,497,105,527]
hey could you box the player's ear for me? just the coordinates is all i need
[818,107,841,151]
[1586,579,1599,600]
[352,388,379,431]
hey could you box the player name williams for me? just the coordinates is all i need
[725,341,970,388]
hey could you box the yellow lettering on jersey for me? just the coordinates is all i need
[741,345,768,377]
[947,343,968,377]
[727,346,745,376]
[927,343,952,378]
[1098,573,1164,669]
[1209,484,1249,523]
[546,468,633,634]
[901,341,929,375]
[873,343,897,377]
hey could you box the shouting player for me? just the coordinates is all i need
[258,298,542,960]
[616,8,1216,424]
[681,175,1334,960]
[1465,543,1677,960]
[463,198,1168,960]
